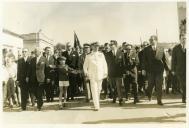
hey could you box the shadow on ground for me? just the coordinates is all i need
[82,113,186,124]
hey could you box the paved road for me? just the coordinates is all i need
[1,94,186,127]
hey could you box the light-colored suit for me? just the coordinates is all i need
[83,51,108,109]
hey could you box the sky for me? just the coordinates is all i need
[2,2,180,45]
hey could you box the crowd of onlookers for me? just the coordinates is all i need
[2,33,186,111]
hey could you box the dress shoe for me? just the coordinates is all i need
[182,99,186,103]
[37,108,41,111]
[94,108,99,111]
[134,99,140,104]
[86,99,90,103]
[119,99,123,106]
[112,99,116,103]
[157,102,164,106]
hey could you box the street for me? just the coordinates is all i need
[2,93,186,127]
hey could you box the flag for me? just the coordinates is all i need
[74,31,81,48]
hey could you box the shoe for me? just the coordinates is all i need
[94,108,99,111]
[134,99,140,104]
[119,99,123,106]
[112,99,116,103]
[32,103,35,107]
[22,108,26,111]
[182,99,186,103]
[86,99,90,103]
[37,108,41,111]
[147,96,151,101]
[157,102,164,106]
[50,98,54,102]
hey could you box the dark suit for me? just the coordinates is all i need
[137,49,148,93]
[28,56,47,109]
[142,45,168,103]
[122,52,138,102]
[44,55,58,102]
[17,57,30,110]
[62,50,79,100]
[106,49,124,103]
[172,44,186,102]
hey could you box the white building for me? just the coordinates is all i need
[1,29,23,63]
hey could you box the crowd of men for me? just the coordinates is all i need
[2,34,186,111]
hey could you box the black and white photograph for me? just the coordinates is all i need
[0,0,187,128]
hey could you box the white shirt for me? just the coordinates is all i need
[36,55,41,64]
[24,56,28,62]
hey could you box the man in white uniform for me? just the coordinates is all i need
[83,42,108,111]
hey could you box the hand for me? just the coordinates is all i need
[142,70,146,76]
[126,71,130,75]
[15,81,19,86]
[26,77,29,83]
[46,79,51,83]
[172,71,175,75]
[49,65,56,68]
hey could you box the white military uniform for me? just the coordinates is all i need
[83,51,108,110]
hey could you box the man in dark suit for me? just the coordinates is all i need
[27,48,47,111]
[122,44,139,104]
[106,40,124,105]
[17,48,30,110]
[62,42,79,100]
[172,33,186,103]
[137,42,149,94]
[44,47,57,102]
[142,35,168,105]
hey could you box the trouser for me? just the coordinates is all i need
[177,74,186,101]
[84,78,91,100]
[147,72,163,103]
[124,75,138,100]
[102,78,109,97]
[3,81,8,105]
[109,77,123,101]
[90,79,102,109]
[7,78,17,105]
[138,73,148,93]
[44,82,54,102]
[36,83,44,109]
[20,83,29,110]
[67,73,77,99]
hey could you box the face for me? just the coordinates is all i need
[67,45,72,51]
[84,47,90,54]
[126,45,132,55]
[180,34,186,47]
[45,48,51,55]
[110,44,116,50]
[91,45,99,52]
[150,37,158,46]
[104,44,110,51]
[59,60,66,65]
[35,49,41,57]
[22,49,28,57]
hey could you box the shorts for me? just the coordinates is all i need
[59,81,69,87]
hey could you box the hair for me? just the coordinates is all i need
[44,46,51,51]
[149,35,158,42]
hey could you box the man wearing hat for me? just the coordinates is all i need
[78,43,92,102]
[83,42,108,111]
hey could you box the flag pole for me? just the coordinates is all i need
[140,37,142,46]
